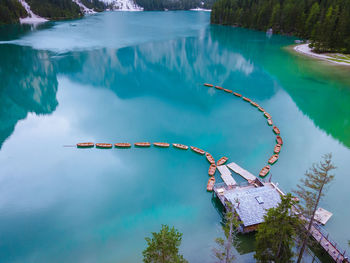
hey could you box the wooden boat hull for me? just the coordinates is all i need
[276,136,283,145]
[250,101,259,107]
[233,92,242,97]
[96,143,113,149]
[205,153,215,164]
[207,177,215,192]
[259,165,271,177]
[208,164,217,176]
[273,126,280,135]
[190,146,205,155]
[268,154,279,164]
[258,107,265,112]
[217,156,228,166]
[115,143,131,148]
[77,142,94,148]
[153,142,170,147]
[173,143,188,150]
[264,112,271,119]
[267,118,273,126]
[204,83,213,87]
[134,142,151,147]
[274,144,281,154]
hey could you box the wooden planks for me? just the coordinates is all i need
[227,162,257,181]
[217,165,237,186]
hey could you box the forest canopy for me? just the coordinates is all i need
[211,0,350,53]
[0,0,27,24]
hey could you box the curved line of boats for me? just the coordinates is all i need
[76,83,284,193]
[204,83,284,178]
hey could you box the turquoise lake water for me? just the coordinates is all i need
[1,11,350,262]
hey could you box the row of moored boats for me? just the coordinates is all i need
[77,140,223,192]
[77,142,204,150]
[204,83,284,179]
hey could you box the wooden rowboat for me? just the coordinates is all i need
[267,118,273,126]
[268,154,279,164]
[259,165,270,177]
[134,142,151,147]
[208,164,217,176]
[96,143,113,148]
[215,86,224,90]
[264,112,271,119]
[114,143,131,148]
[204,83,213,87]
[273,126,280,135]
[223,88,233,93]
[207,177,216,192]
[77,142,94,148]
[217,156,228,166]
[173,143,188,150]
[276,135,283,145]
[250,101,259,107]
[258,107,265,112]
[233,92,242,97]
[190,146,205,155]
[274,144,281,154]
[153,142,170,147]
[242,97,251,102]
[205,152,215,164]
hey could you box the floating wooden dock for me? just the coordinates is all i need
[217,165,237,186]
[227,162,256,181]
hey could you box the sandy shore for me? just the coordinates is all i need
[294,44,350,66]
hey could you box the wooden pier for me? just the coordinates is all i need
[227,162,257,181]
[217,165,237,186]
[308,221,349,262]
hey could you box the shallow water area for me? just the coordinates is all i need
[1,11,350,263]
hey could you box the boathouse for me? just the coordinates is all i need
[214,180,282,233]
[214,162,284,233]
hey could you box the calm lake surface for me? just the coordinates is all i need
[1,11,350,263]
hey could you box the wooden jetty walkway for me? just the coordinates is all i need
[217,165,236,186]
[227,162,256,181]
[309,221,349,262]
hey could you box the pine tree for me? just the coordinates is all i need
[213,202,241,263]
[142,225,188,263]
[254,193,299,263]
[294,153,336,263]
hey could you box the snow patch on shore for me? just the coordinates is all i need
[189,8,211,11]
[18,0,48,24]
[100,0,143,11]
[72,0,96,14]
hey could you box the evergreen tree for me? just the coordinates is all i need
[213,202,241,263]
[254,194,299,263]
[142,225,188,263]
[293,154,336,263]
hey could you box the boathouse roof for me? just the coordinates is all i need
[223,184,281,227]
